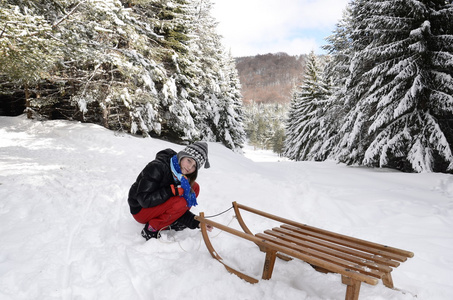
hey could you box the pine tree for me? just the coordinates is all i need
[214,53,246,149]
[336,0,453,173]
[145,0,201,140]
[0,1,63,83]
[282,90,300,157]
[307,8,353,160]
[284,51,330,161]
[0,0,246,149]
[186,0,245,149]
[243,101,287,152]
[323,8,353,88]
[1,0,167,133]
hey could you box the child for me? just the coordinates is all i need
[127,142,212,240]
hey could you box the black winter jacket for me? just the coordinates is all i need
[128,149,177,215]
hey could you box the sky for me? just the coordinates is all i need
[210,0,350,57]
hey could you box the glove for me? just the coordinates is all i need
[170,184,184,196]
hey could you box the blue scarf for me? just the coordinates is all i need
[170,155,198,207]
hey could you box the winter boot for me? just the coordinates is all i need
[141,223,161,240]
[168,220,187,232]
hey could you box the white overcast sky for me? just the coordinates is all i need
[210,0,349,57]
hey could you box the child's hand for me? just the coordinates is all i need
[170,184,184,196]
[199,224,214,232]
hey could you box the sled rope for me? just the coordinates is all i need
[204,205,234,218]
[157,205,236,251]
[156,229,203,252]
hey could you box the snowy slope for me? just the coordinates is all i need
[1,116,452,300]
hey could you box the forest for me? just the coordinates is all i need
[1,0,452,173]
[284,0,453,173]
[0,0,245,150]
[236,53,306,105]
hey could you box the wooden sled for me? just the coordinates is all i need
[195,201,414,300]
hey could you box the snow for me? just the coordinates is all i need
[1,115,453,300]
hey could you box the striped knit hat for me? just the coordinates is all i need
[177,142,210,170]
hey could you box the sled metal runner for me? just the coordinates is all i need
[195,201,414,300]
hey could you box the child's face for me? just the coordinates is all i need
[180,157,197,175]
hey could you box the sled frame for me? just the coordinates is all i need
[195,201,414,300]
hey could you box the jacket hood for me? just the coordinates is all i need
[155,148,177,163]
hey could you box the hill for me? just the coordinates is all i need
[236,53,307,104]
[1,115,452,299]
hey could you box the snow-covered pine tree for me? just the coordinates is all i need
[1,0,166,134]
[0,0,65,117]
[244,101,287,152]
[1,0,246,149]
[0,1,63,84]
[332,0,377,163]
[67,0,164,136]
[307,8,353,160]
[282,90,300,158]
[213,53,246,149]
[336,0,453,173]
[283,51,330,161]
[187,0,245,149]
[143,0,202,141]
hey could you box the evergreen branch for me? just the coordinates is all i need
[0,22,7,40]
[52,0,87,29]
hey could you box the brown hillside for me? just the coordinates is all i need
[235,52,307,104]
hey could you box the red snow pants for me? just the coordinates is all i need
[132,182,200,230]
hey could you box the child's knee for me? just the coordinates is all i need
[169,196,189,212]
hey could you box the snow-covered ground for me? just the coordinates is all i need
[1,115,452,300]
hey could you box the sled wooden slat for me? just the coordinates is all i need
[195,202,414,300]
[270,227,399,268]
[280,224,408,262]
[255,232,386,279]
[235,202,414,259]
